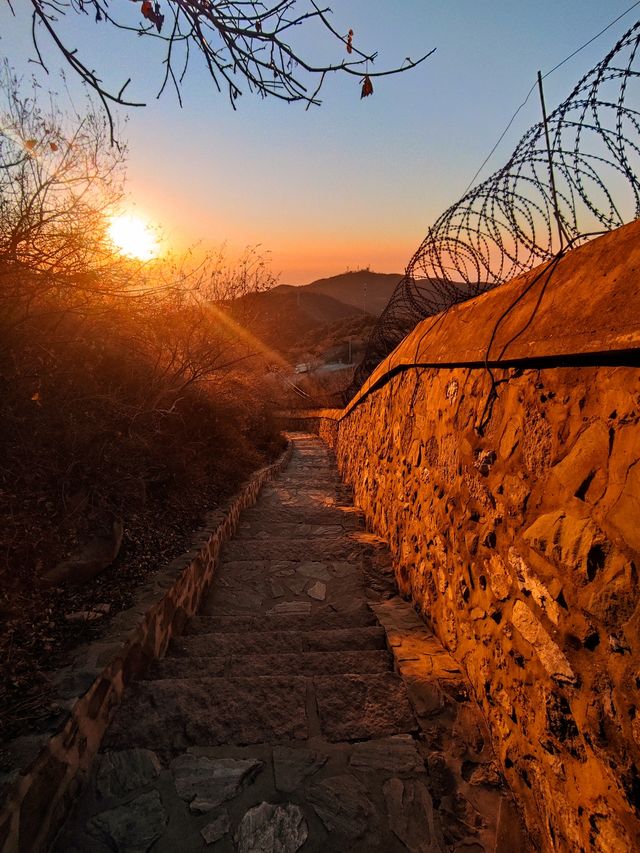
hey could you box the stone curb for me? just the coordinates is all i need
[0,441,293,853]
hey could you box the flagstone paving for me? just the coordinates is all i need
[54,434,526,852]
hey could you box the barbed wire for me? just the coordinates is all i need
[347,20,640,400]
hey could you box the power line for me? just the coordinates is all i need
[460,1,640,196]
[543,1,640,76]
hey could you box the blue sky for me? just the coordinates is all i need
[1,2,638,282]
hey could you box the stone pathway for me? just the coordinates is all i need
[54,434,526,852]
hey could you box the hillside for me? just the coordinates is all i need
[258,285,363,326]
[287,313,378,364]
[278,269,404,316]
[235,269,403,358]
[234,286,364,356]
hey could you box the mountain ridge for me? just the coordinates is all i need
[273,269,404,317]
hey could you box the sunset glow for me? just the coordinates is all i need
[107,214,160,261]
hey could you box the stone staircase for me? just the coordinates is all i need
[101,615,415,754]
[54,434,525,852]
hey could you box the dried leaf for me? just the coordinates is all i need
[140,0,164,31]
[49,142,59,152]
[361,75,373,99]
[346,28,354,55]
[24,139,37,150]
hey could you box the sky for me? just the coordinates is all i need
[1,1,638,283]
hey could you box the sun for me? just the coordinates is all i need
[107,213,160,261]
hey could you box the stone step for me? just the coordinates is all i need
[103,673,416,750]
[274,484,341,493]
[237,522,347,537]
[260,485,351,496]
[274,476,345,482]
[104,676,309,750]
[288,462,336,468]
[261,480,345,490]
[239,508,361,527]
[168,626,388,658]
[254,498,353,512]
[258,492,347,503]
[221,538,354,561]
[314,673,418,743]
[144,649,394,680]
[184,607,378,634]
[245,503,350,518]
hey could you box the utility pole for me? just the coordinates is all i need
[537,70,569,251]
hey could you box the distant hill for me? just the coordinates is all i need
[233,285,364,356]
[233,269,405,359]
[263,285,363,326]
[277,270,404,317]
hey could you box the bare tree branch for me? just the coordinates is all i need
[12,1,435,140]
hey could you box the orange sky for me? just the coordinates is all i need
[2,1,634,285]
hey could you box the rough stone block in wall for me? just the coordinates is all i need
[326,363,640,852]
[319,418,339,451]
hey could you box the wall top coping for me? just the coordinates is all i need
[276,408,342,420]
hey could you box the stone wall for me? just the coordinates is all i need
[314,223,640,852]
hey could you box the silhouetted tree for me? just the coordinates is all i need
[0,62,125,282]
[15,1,435,139]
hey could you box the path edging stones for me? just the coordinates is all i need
[0,441,293,853]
